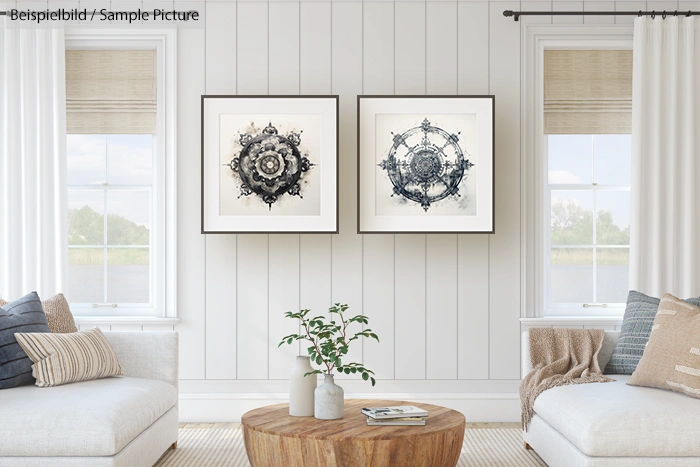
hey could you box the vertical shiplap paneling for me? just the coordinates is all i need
[457,1,490,381]
[300,2,331,94]
[427,2,458,95]
[488,1,521,380]
[679,2,699,17]
[520,1,553,25]
[392,1,427,380]
[615,1,647,24]
[236,1,270,380]
[425,1,458,380]
[552,1,584,24]
[299,2,332,365]
[583,1,615,24]
[361,2,397,380]
[267,1,301,379]
[175,0,206,380]
[394,2,426,92]
[236,234,269,379]
[647,1,679,17]
[332,1,364,379]
[204,1,238,381]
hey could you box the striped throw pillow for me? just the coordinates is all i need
[15,327,123,387]
[629,294,700,398]
[1,294,77,334]
[605,290,700,374]
[0,292,51,389]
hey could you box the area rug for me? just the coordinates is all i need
[155,425,546,467]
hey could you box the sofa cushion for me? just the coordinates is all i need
[0,292,51,389]
[16,327,123,387]
[0,376,177,456]
[605,291,700,375]
[533,374,700,457]
[0,294,78,333]
[629,294,700,399]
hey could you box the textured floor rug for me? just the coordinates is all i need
[155,425,546,467]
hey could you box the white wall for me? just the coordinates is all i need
[85,0,693,422]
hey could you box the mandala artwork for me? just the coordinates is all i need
[225,122,314,210]
[378,118,474,212]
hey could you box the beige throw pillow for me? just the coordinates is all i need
[0,293,77,333]
[14,327,123,387]
[629,293,700,398]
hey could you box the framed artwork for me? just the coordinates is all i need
[357,95,495,233]
[202,95,339,233]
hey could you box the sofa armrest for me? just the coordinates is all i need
[103,332,179,390]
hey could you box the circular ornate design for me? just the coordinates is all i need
[227,123,312,210]
[379,118,474,211]
[410,149,444,182]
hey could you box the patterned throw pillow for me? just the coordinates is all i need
[15,327,123,387]
[0,293,77,334]
[605,291,700,374]
[629,294,700,398]
[0,292,51,389]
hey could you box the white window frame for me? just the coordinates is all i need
[65,29,177,320]
[521,25,633,319]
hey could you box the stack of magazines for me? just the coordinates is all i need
[361,405,428,426]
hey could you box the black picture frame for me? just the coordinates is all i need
[357,95,495,234]
[201,95,340,234]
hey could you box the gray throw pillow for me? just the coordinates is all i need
[605,290,700,374]
[0,292,51,389]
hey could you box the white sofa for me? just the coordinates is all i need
[0,332,179,467]
[522,330,700,466]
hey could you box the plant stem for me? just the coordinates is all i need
[302,321,331,374]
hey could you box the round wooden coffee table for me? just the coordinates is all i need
[241,399,465,467]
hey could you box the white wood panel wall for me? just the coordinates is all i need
[163,0,692,419]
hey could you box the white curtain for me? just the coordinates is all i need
[0,25,68,300]
[630,17,700,297]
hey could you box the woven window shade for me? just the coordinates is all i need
[66,50,156,134]
[544,50,632,134]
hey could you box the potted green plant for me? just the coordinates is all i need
[279,303,379,420]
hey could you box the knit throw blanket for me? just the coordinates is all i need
[520,328,615,431]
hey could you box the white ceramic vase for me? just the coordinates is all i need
[289,356,316,417]
[314,374,344,420]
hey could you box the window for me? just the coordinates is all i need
[546,134,631,312]
[542,48,632,315]
[522,36,635,317]
[67,134,154,310]
[65,31,176,318]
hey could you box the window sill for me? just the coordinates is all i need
[74,316,181,326]
[520,316,622,327]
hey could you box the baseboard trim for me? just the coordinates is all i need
[179,393,520,423]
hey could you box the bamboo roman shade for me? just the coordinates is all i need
[544,50,632,134]
[66,50,156,134]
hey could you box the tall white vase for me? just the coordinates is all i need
[314,374,344,420]
[289,356,316,417]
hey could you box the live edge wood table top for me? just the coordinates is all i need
[241,399,466,467]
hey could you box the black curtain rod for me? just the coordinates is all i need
[504,9,700,21]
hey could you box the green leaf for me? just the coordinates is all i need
[370,377,376,386]
[344,367,351,374]
[316,355,323,365]
[362,372,369,381]
[351,368,357,374]
[287,337,293,345]
[335,358,342,367]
